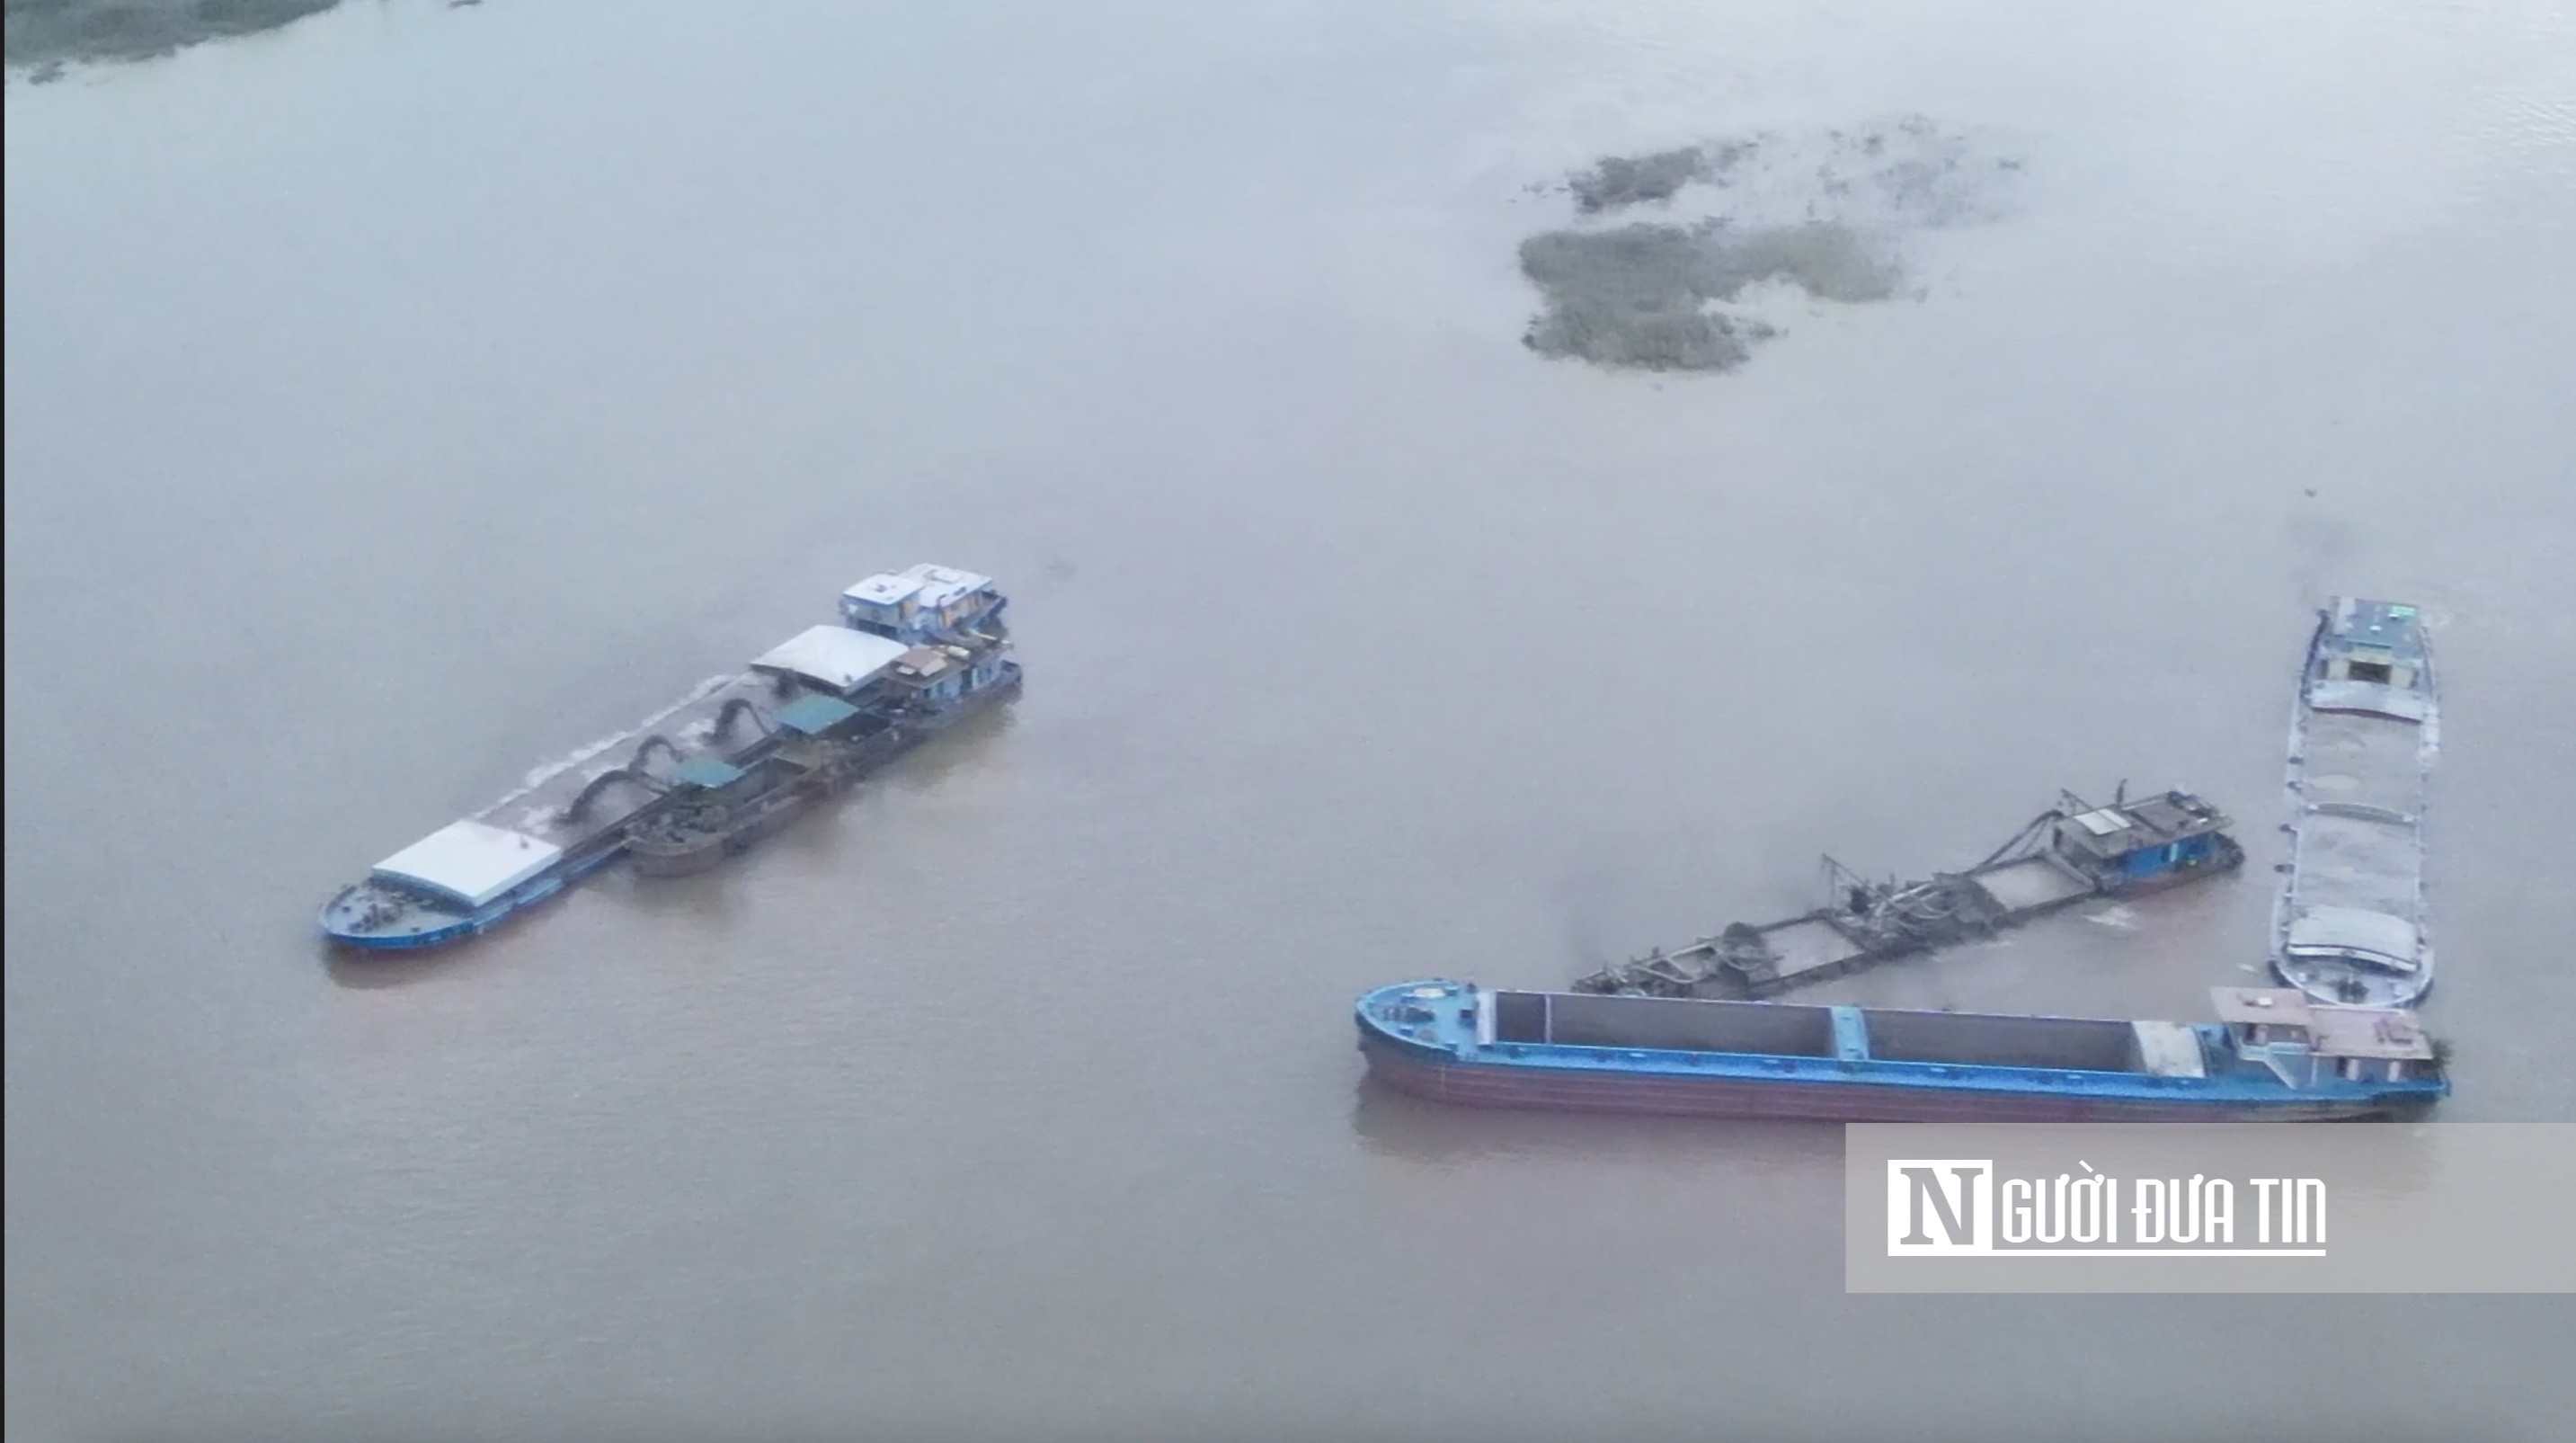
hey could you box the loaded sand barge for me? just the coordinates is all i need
[320,566,1012,950]
[2272,598,2438,1008]
[1357,980,2446,1122]
[1574,787,2242,1000]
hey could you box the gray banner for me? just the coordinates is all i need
[1845,1123,2576,1293]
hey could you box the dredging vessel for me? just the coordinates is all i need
[319,565,1013,950]
[625,637,1020,877]
[1572,786,2242,1000]
[2272,598,2438,1009]
[1355,980,2447,1122]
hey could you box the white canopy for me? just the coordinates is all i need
[2287,905,2422,971]
[751,626,910,693]
[373,819,564,909]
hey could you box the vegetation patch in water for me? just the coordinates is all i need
[1519,221,1899,372]
[1566,147,1713,215]
[1519,117,2021,374]
[6,0,342,71]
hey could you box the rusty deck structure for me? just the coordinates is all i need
[1573,787,2243,1001]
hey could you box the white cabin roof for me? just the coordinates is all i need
[2071,808,2133,837]
[751,626,911,693]
[843,574,922,608]
[900,563,993,611]
[2286,905,2422,970]
[373,819,564,909]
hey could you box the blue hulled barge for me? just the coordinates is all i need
[321,565,1015,950]
[1357,980,2447,1123]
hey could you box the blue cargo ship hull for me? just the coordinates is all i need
[1356,982,2446,1125]
[1360,1033,2403,1123]
[320,846,625,951]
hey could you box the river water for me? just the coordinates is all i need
[7,2,2574,1439]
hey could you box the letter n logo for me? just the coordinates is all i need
[1887,1159,1994,1255]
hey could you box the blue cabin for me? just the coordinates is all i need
[839,565,1008,646]
[2047,788,2238,887]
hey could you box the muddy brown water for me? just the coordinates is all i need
[8,1,2575,1439]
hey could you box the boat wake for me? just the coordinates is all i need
[474,673,742,820]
